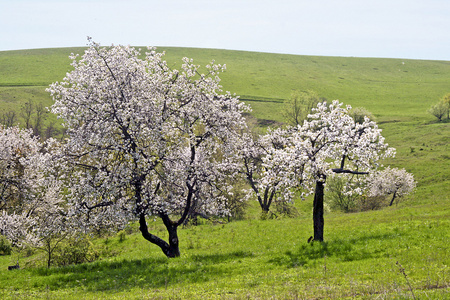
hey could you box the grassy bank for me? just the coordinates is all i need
[0,201,448,299]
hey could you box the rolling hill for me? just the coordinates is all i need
[0,47,449,299]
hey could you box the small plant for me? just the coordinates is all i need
[325,176,359,212]
[396,261,416,300]
[356,195,386,211]
[117,230,126,243]
[259,210,277,220]
[223,182,249,221]
[274,199,299,218]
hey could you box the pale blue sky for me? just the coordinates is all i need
[1,0,449,60]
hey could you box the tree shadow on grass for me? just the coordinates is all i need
[30,250,253,292]
[190,250,253,264]
[269,234,394,268]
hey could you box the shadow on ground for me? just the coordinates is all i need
[29,250,253,292]
[269,234,393,268]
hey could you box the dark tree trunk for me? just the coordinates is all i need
[309,156,370,242]
[258,186,276,213]
[313,176,326,242]
[389,191,397,206]
[161,213,181,257]
[137,178,194,258]
[139,214,180,258]
[46,242,52,268]
[134,174,182,258]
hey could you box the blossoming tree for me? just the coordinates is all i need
[0,126,67,267]
[366,167,415,206]
[237,129,304,214]
[268,101,396,241]
[48,41,248,257]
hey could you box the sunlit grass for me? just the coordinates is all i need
[0,201,449,299]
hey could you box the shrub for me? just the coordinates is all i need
[223,182,249,221]
[0,235,12,255]
[52,235,100,266]
[325,176,359,212]
[356,195,386,211]
[273,199,299,218]
[117,230,126,243]
[428,101,448,121]
[349,107,375,124]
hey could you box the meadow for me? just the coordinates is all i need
[0,47,449,299]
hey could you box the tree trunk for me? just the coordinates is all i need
[313,176,326,242]
[46,241,52,268]
[164,221,180,258]
[139,214,180,258]
[389,191,397,206]
[259,186,275,214]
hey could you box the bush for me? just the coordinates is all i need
[349,107,375,124]
[52,235,100,266]
[223,182,249,221]
[117,230,126,243]
[356,195,387,211]
[0,236,12,255]
[274,199,299,218]
[325,176,359,212]
[428,101,448,121]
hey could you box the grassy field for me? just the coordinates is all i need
[0,204,448,299]
[0,47,449,299]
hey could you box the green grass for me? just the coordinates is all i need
[0,47,449,299]
[0,203,448,299]
[2,47,449,114]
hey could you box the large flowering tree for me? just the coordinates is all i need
[48,41,248,257]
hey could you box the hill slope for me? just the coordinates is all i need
[1,47,449,121]
[1,47,448,205]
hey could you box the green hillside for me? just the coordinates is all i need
[2,47,449,121]
[0,47,449,299]
[1,47,448,203]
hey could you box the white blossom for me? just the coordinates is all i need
[366,166,416,205]
[239,100,397,212]
[47,41,249,256]
[0,126,67,248]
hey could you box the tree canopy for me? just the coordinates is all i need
[47,40,249,257]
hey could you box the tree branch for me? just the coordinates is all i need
[331,168,369,175]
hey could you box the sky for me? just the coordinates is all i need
[1,0,449,60]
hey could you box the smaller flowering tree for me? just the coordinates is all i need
[0,126,68,267]
[268,101,395,241]
[366,167,416,206]
[237,129,304,214]
[238,100,397,232]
